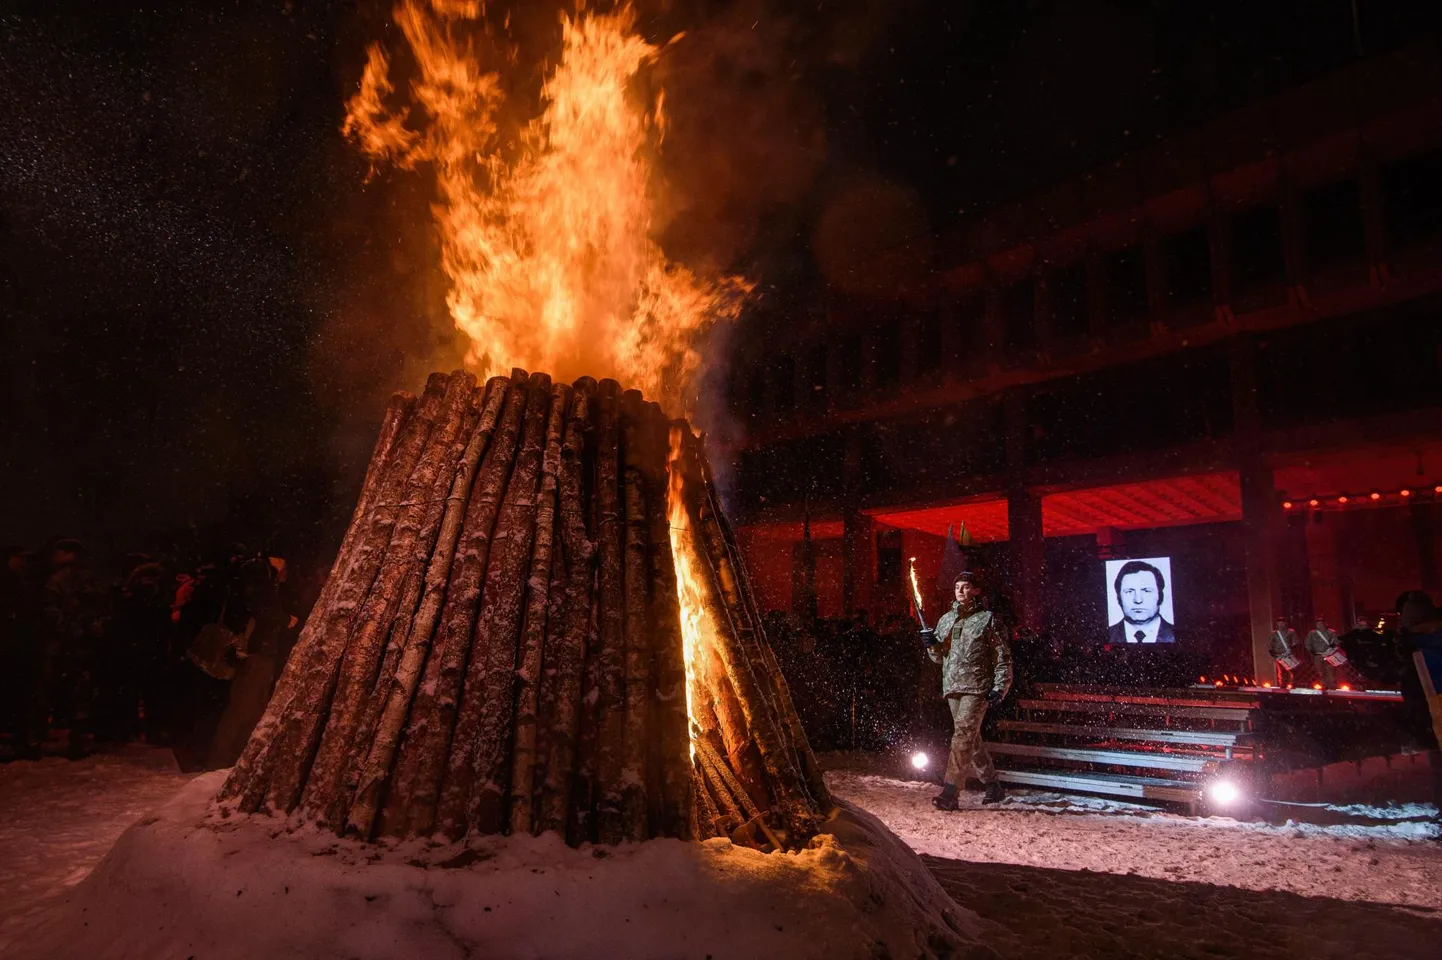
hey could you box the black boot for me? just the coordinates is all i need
[931,783,960,812]
[981,782,1005,805]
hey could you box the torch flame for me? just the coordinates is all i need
[344,1,749,412]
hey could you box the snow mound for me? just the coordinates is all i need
[14,772,992,960]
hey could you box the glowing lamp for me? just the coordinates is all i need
[1282,501,1293,510]
[1337,496,1348,504]
[1199,675,1207,683]
[1312,682,1323,690]
[1370,492,1381,501]
[1401,489,1411,498]
[1435,486,1442,494]
[1214,680,1224,687]
[1309,499,1319,507]
[910,751,929,771]
[1339,684,1352,691]
[1262,682,1273,688]
[1206,780,1241,807]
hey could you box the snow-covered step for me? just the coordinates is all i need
[1018,698,1255,725]
[993,767,1203,806]
[996,720,1254,750]
[984,741,1219,774]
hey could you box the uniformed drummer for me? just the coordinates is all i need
[1269,616,1302,686]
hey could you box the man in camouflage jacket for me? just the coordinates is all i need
[923,571,1013,810]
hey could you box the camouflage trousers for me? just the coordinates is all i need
[944,693,996,788]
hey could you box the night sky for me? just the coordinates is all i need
[3,0,1438,572]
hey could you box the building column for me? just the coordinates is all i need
[1413,502,1440,596]
[1304,513,1345,629]
[1004,391,1044,634]
[841,431,874,620]
[1007,486,1045,634]
[842,508,875,620]
[1231,335,1283,680]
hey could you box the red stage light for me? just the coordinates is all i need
[1214,680,1224,687]
[1401,489,1411,498]
[1199,675,1207,683]
[1312,682,1323,690]
[1282,501,1293,510]
[1339,684,1352,691]
[1435,486,1442,494]
[1338,496,1348,504]
[1308,499,1319,507]
[1370,492,1381,500]
[1262,682,1273,688]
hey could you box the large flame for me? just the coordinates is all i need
[667,425,702,758]
[343,0,749,412]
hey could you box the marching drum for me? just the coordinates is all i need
[1323,647,1349,667]
[1276,652,1302,671]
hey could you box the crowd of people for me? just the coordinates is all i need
[0,538,300,770]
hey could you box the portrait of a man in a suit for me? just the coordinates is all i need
[1106,559,1176,644]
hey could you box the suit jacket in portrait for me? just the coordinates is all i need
[1108,619,1176,644]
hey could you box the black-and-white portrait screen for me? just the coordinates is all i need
[1103,557,1176,644]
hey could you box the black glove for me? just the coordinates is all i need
[986,689,1005,708]
[920,628,938,647]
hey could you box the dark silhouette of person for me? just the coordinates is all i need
[1106,560,1176,644]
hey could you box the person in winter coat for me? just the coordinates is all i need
[922,571,1013,810]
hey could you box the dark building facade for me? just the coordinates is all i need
[725,40,1442,680]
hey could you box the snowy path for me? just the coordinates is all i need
[2,748,1440,958]
[826,770,1442,910]
[0,747,198,953]
[828,770,1442,959]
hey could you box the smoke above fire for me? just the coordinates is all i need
[343,0,750,413]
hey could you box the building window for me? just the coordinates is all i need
[1162,224,1212,305]
[874,325,902,390]
[1383,148,1442,250]
[771,353,796,414]
[1104,244,1148,329]
[1049,262,1089,347]
[1228,203,1286,290]
[916,308,943,375]
[1301,178,1365,269]
[1001,278,1037,361]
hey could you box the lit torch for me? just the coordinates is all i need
[907,556,928,630]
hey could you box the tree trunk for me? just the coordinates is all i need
[298,373,475,827]
[536,382,595,837]
[507,381,567,835]
[592,379,626,844]
[249,373,451,815]
[345,377,506,839]
[441,374,552,838]
[619,421,651,839]
[387,373,529,836]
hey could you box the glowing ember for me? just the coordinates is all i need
[344,1,749,412]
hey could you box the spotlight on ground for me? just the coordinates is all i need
[910,751,930,771]
[1206,779,1241,808]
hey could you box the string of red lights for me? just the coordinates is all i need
[1282,485,1442,511]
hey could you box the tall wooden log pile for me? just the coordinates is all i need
[219,369,830,850]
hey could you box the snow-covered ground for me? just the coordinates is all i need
[2,746,1440,958]
[0,746,199,953]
